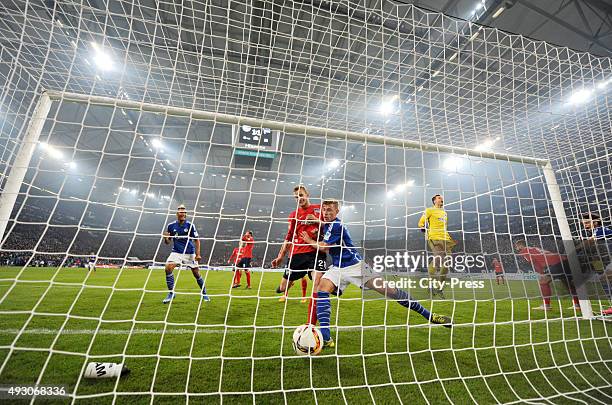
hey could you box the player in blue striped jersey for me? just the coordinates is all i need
[301,199,451,348]
[162,205,209,303]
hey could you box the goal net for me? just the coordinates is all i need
[0,0,610,403]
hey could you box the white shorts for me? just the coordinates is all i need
[87,262,95,270]
[322,261,376,293]
[166,252,198,269]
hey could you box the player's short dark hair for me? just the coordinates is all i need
[582,212,602,226]
[246,230,253,236]
[514,239,526,247]
[432,194,442,204]
[293,185,309,194]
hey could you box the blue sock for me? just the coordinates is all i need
[396,289,431,321]
[166,272,175,291]
[196,276,204,291]
[602,280,611,299]
[316,291,331,341]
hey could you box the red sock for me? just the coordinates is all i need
[308,291,318,325]
[245,270,251,287]
[567,285,579,306]
[237,270,243,284]
[301,278,308,297]
[540,283,552,306]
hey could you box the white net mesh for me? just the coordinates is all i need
[0,0,611,403]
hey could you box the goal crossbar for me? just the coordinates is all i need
[44,90,549,166]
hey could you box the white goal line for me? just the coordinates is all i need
[0,315,592,336]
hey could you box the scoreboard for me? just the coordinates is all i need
[233,125,280,159]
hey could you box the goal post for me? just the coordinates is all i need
[542,162,594,319]
[0,91,52,241]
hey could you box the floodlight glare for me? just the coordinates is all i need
[92,43,113,70]
[379,101,394,116]
[569,89,592,105]
[444,157,462,170]
[475,139,495,152]
[328,159,340,169]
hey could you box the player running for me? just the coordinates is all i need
[230,231,253,289]
[418,194,456,298]
[515,240,579,311]
[162,204,209,303]
[302,200,452,349]
[271,185,326,322]
[492,257,505,285]
[580,213,612,315]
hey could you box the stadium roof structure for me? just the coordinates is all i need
[1,0,610,163]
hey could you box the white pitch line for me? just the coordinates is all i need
[0,324,455,335]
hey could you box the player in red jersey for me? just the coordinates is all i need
[492,257,505,285]
[230,231,254,289]
[271,185,326,324]
[515,240,579,311]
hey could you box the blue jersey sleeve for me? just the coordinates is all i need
[190,224,199,238]
[594,227,612,239]
[323,222,342,245]
[167,223,172,234]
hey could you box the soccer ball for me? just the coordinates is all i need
[292,324,323,356]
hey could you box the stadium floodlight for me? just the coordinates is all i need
[379,95,399,115]
[568,88,593,105]
[91,42,113,71]
[596,79,609,90]
[67,161,77,169]
[327,159,340,169]
[394,183,407,192]
[151,139,163,149]
[475,138,496,151]
[40,142,63,160]
[492,6,504,18]
[443,156,462,170]
[130,189,138,195]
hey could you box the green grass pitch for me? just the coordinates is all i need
[0,266,610,404]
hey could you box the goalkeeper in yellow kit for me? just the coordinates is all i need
[418,194,456,298]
